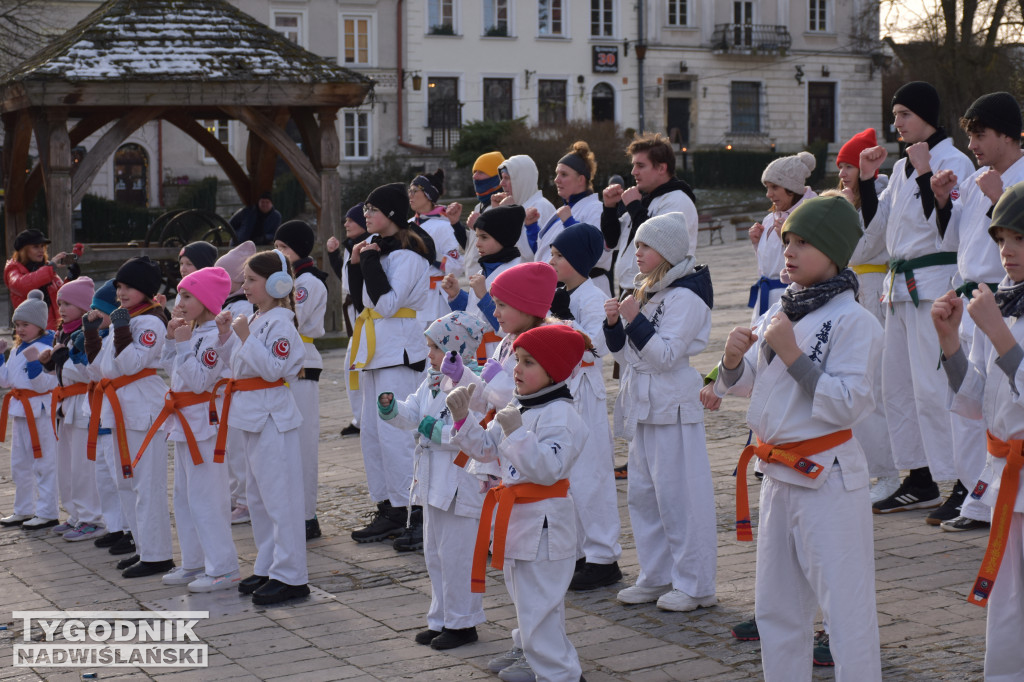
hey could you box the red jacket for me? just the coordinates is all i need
[4,259,63,330]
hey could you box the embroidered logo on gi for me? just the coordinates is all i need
[650,302,665,329]
[447,249,459,261]
[808,320,832,363]
[139,330,157,348]
[950,186,960,201]
[971,480,988,500]
[295,286,308,304]
[972,577,992,601]
[794,458,822,475]
[272,338,290,359]
[507,463,520,480]
[201,348,218,368]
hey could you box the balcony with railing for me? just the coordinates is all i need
[711,24,792,56]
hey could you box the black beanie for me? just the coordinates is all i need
[366,183,410,226]
[475,204,525,248]
[180,241,218,270]
[964,92,1023,140]
[551,223,604,277]
[275,220,316,259]
[892,81,941,129]
[115,256,163,299]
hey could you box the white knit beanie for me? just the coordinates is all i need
[634,212,692,266]
[13,290,49,330]
[761,151,816,195]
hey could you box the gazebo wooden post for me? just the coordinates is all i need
[44,108,73,256]
[317,108,343,332]
[2,110,31,254]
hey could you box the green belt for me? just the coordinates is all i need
[954,281,999,298]
[888,252,958,308]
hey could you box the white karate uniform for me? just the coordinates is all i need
[293,269,327,520]
[717,289,883,682]
[611,188,699,292]
[221,306,307,585]
[611,284,716,598]
[221,296,254,509]
[536,193,604,285]
[565,280,621,564]
[53,339,102,526]
[452,392,585,682]
[945,302,1024,681]
[0,337,58,520]
[458,258,517,360]
[351,243,430,507]
[383,375,486,631]
[502,154,556,263]
[415,213,465,325]
[872,139,975,480]
[82,339,131,534]
[96,313,173,562]
[339,251,363,428]
[159,320,238,577]
[749,188,818,325]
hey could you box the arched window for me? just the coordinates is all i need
[592,82,614,122]
[113,143,149,206]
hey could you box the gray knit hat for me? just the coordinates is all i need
[762,151,816,195]
[634,212,692,266]
[13,290,49,330]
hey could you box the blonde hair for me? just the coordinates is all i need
[634,259,672,306]
[244,252,297,319]
[832,179,861,209]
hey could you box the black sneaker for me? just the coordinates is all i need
[351,501,405,543]
[872,479,941,514]
[238,574,269,595]
[340,423,360,438]
[306,517,322,541]
[731,618,759,641]
[393,507,423,552]
[926,481,968,526]
[95,530,123,548]
[414,628,441,645]
[941,516,991,532]
[116,554,140,570]
[569,561,623,591]
[813,630,834,666]
[122,559,174,579]
[109,531,136,555]
[430,626,478,650]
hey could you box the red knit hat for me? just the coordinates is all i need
[490,262,557,319]
[512,324,585,384]
[836,128,878,176]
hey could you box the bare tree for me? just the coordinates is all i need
[0,0,57,75]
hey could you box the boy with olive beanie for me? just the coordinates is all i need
[857,80,976,517]
[715,196,882,681]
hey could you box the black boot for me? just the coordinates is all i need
[429,626,478,650]
[305,517,322,541]
[569,561,623,590]
[94,530,123,548]
[393,506,423,552]
[351,501,405,543]
[108,531,136,555]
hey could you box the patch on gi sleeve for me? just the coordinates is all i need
[272,338,291,359]
[138,330,157,348]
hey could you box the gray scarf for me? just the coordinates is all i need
[995,276,1024,318]
[780,269,860,324]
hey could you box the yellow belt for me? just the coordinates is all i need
[851,264,888,275]
[348,307,417,389]
[300,334,314,343]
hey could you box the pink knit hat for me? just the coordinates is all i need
[489,262,558,318]
[178,267,231,315]
[56,276,95,313]
[215,241,257,294]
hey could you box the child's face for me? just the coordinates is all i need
[273,241,300,264]
[363,204,396,236]
[242,265,272,309]
[58,299,86,324]
[426,338,446,370]
[408,184,433,214]
[783,233,838,287]
[115,283,146,309]
[548,246,579,283]
[179,255,196,277]
[493,297,535,335]
[993,227,1024,282]
[14,320,43,341]
[513,347,552,395]
[764,182,794,211]
[635,241,667,274]
[837,162,858,190]
[475,229,501,257]
[177,289,209,323]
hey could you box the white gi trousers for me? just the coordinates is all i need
[358,366,420,506]
[423,500,484,631]
[242,426,307,585]
[290,378,320,519]
[172,437,238,577]
[985,512,1024,681]
[347,384,363,428]
[505,530,581,682]
[628,421,717,597]
[882,301,958,480]
[569,390,621,564]
[10,416,58,519]
[856,346,898,481]
[98,432,132,533]
[56,422,102,525]
[226,424,247,508]
[755,472,881,682]
[951,315,992,522]
[124,429,172,562]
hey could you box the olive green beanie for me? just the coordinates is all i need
[781,196,863,270]
[988,181,1024,240]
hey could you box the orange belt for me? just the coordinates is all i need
[133,390,218,469]
[87,369,158,477]
[429,275,444,290]
[471,479,570,593]
[475,331,503,364]
[211,377,286,461]
[0,388,53,459]
[50,382,91,437]
[734,429,852,541]
[453,408,497,468]
[968,432,1024,607]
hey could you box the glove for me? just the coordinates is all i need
[377,392,396,419]
[110,308,131,329]
[82,313,102,332]
[440,350,464,383]
[494,404,523,436]
[445,383,476,422]
[550,285,574,321]
[480,359,504,383]
[417,416,442,443]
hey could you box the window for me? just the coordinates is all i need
[484,0,509,36]
[428,77,461,149]
[730,81,761,133]
[343,111,371,160]
[538,79,567,126]
[590,0,614,37]
[808,0,827,31]
[483,78,513,121]
[538,0,563,36]
[341,15,372,66]
[667,0,689,26]
[733,1,752,47]
[591,82,614,122]
[428,0,455,35]
[272,11,305,46]
[201,119,230,162]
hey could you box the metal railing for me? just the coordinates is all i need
[711,24,792,54]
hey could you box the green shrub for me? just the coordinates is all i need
[449,118,529,169]
[172,176,219,211]
[80,194,160,242]
[339,151,418,211]
[273,172,306,221]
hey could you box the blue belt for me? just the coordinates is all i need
[748,277,787,315]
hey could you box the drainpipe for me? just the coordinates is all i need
[637,2,645,133]
[396,0,433,153]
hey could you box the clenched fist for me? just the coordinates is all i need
[445,383,477,422]
[494,404,523,436]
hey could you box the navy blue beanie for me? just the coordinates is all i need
[346,203,367,231]
[551,223,604,277]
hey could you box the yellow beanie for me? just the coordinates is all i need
[472,151,506,177]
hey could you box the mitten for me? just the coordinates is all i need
[445,383,476,422]
[480,358,504,383]
[440,350,464,383]
[494,404,523,436]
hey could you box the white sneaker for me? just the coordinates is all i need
[616,583,672,604]
[188,570,241,593]
[0,513,33,526]
[488,646,524,673]
[161,566,205,586]
[230,505,250,525]
[22,516,58,530]
[656,589,718,612]
[497,655,536,682]
[869,476,901,504]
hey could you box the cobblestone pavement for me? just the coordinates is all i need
[0,240,988,680]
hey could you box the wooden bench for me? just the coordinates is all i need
[698,214,725,246]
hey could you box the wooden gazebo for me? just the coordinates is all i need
[0,0,373,266]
